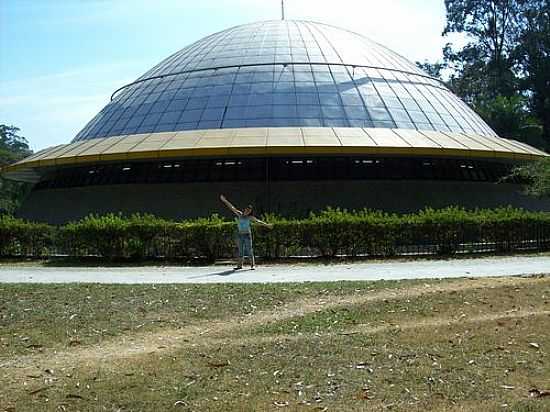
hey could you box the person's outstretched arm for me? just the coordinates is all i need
[251,216,273,229]
[220,194,242,216]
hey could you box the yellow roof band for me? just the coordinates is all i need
[1,127,547,182]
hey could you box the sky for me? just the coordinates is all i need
[0,0,454,151]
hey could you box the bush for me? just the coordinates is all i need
[1,207,550,260]
[0,215,53,257]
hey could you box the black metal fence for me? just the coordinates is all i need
[2,221,550,261]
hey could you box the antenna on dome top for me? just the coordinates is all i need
[281,0,285,20]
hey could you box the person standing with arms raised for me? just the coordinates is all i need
[220,195,273,270]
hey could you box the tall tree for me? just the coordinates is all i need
[516,0,550,141]
[0,125,32,214]
[442,0,523,103]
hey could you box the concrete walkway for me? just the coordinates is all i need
[0,255,548,284]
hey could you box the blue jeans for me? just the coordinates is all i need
[237,232,253,258]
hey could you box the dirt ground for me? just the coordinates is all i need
[1,275,549,411]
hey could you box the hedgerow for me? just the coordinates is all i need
[1,207,549,260]
[0,214,54,257]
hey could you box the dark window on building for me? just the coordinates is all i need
[33,157,519,191]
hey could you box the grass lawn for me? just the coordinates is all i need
[1,275,549,411]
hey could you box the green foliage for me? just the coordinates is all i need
[442,0,550,144]
[415,60,445,79]
[443,0,521,101]
[2,208,550,260]
[61,214,131,258]
[512,158,550,197]
[0,125,31,159]
[0,124,33,214]
[474,95,544,143]
[0,215,53,257]
[516,0,550,142]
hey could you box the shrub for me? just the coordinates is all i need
[0,215,53,257]
[1,208,550,260]
[60,214,129,259]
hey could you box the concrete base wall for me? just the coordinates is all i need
[17,180,550,224]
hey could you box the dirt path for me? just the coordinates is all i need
[2,275,547,384]
[2,255,550,284]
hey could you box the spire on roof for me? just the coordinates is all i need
[281,0,285,20]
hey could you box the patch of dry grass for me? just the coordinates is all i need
[1,276,549,411]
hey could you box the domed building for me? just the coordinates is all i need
[3,20,549,223]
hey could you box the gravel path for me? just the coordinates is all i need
[0,255,548,283]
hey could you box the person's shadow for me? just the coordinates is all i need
[188,268,242,279]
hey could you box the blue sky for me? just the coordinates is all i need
[1,0,451,151]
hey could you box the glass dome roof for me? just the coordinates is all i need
[74,20,497,141]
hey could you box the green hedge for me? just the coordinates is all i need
[0,215,54,257]
[1,207,550,260]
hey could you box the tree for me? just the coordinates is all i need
[0,125,31,158]
[441,0,550,149]
[416,60,445,80]
[513,157,550,197]
[474,95,545,147]
[443,0,524,102]
[516,0,550,141]
[0,125,32,214]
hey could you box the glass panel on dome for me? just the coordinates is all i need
[318,94,340,106]
[368,108,393,122]
[340,92,363,106]
[142,113,162,126]
[159,112,181,124]
[207,95,230,108]
[198,120,222,129]
[180,110,203,122]
[273,105,298,118]
[186,98,208,110]
[246,105,273,119]
[344,105,368,119]
[249,93,273,105]
[201,108,225,121]
[321,105,345,118]
[324,119,348,127]
[273,93,297,105]
[298,105,321,118]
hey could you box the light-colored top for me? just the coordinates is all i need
[237,216,252,234]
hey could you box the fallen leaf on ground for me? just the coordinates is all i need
[529,388,550,398]
[207,360,230,368]
[28,387,49,395]
[358,386,372,400]
[273,400,289,407]
[26,344,43,349]
[66,393,85,399]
